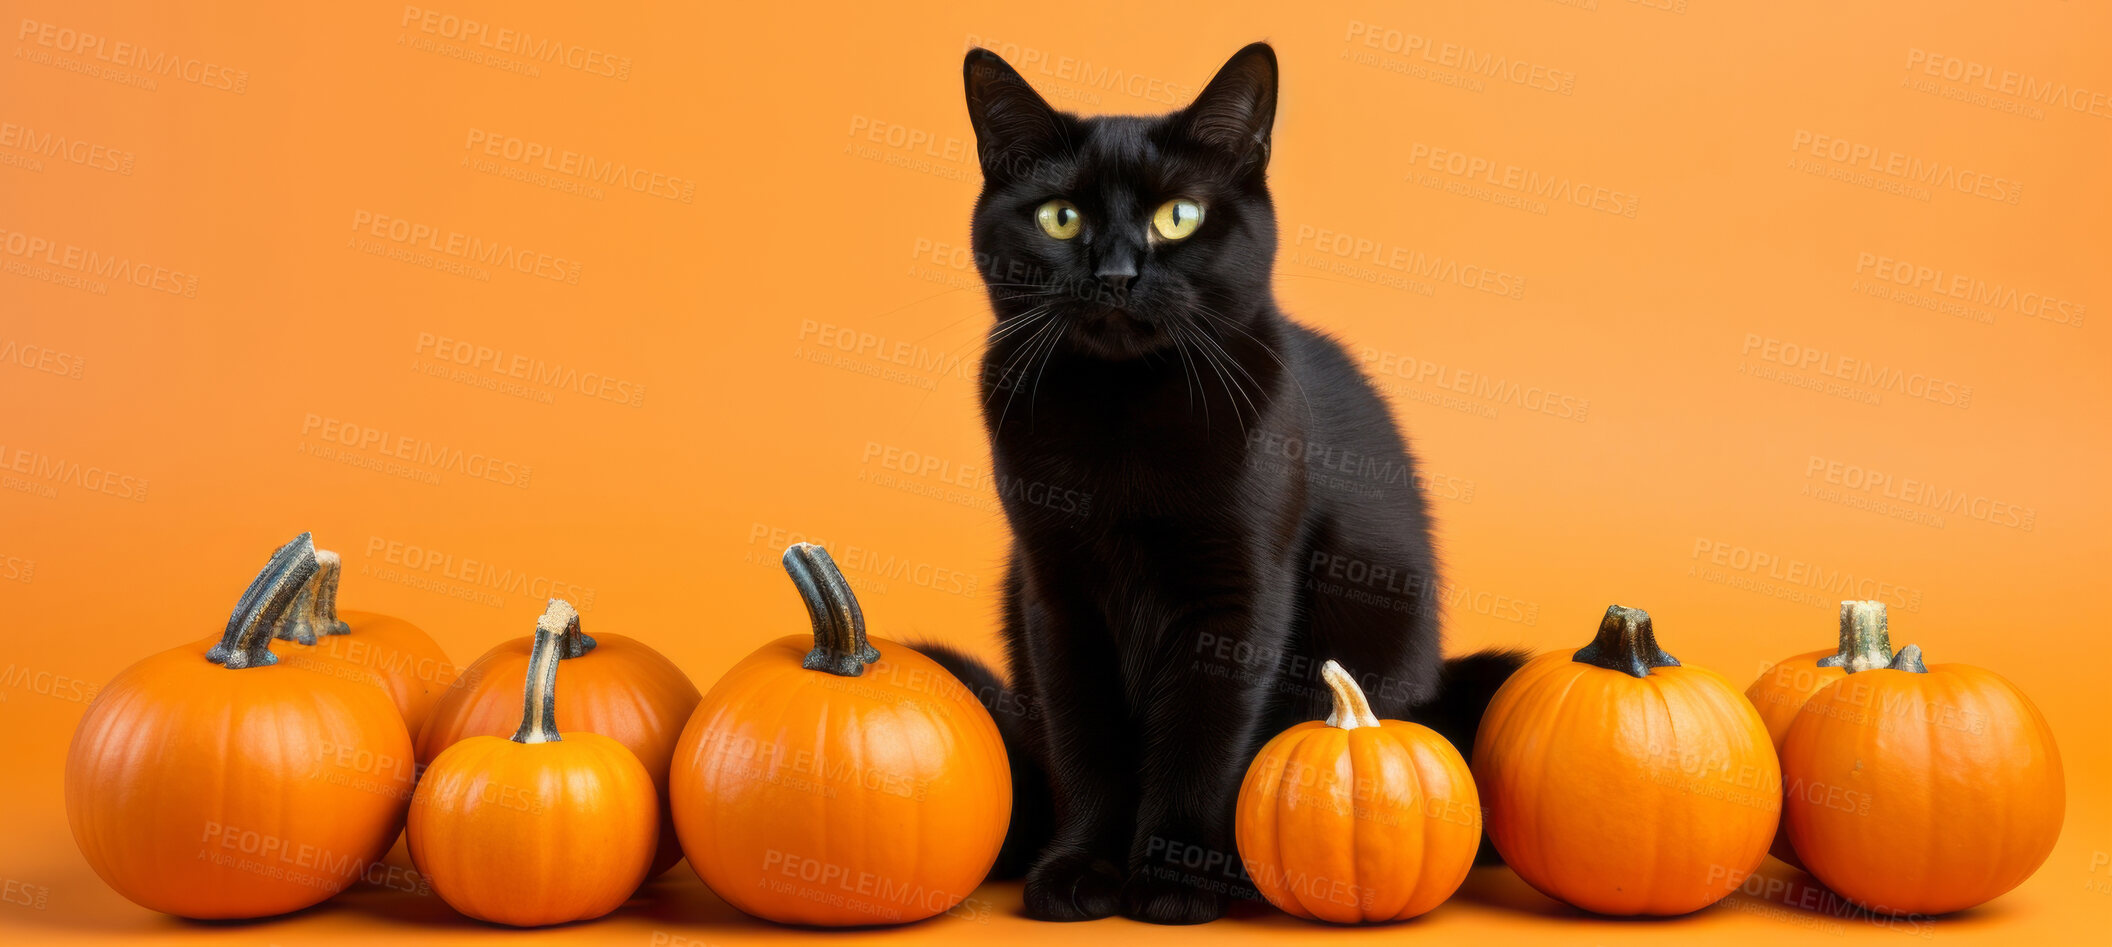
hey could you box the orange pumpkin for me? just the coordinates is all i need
[1235,660,1480,923]
[1744,599,1895,869]
[417,592,700,877]
[669,542,1010,926]
[1782,642,2062,915]
[1474,605,1779,915]
[66,534,413,918]
[269,547,458,737]
[408,599,658,926]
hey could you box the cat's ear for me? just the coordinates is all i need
[1177,42,1278,174]
[964,48,1064,183]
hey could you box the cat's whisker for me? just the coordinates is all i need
[1024,313,1067,424]
[1167,321,1204,418]
[991,310,1065,428]
[986,309,1056,347]
[1192,302,1317,424]
[1191,317,1267,408]
[995,311,1066,430]
[1177,318,1253,435]
[985,325,1052,410]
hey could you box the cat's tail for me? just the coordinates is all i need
[1419,648,1533,764]
[1421,648,1533,864]
[912,641,1051,880]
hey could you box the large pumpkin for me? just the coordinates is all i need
[416,594,700,877]
[66,534,414,918]
[1744,599,1894,869]
[1474,605,1779,915]
[1235,660,1479,923]
[1782,642,2062,915]
[670,542,1010,926]
[409,600,658,926]
[270,546,457,737]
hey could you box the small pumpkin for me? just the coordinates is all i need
[1235,660,1480,923]
[268,547,457,737]
[417,590,700,877]
[669,543,1010,926]
[1782,641,2062,915]
[1474,605,1779,915]
[66,534,413,918]
[1744,600,1895,869]
[408,599,659,926]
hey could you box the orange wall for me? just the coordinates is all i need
[3,1,2107,943]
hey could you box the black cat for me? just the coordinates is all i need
[922,42,1525,925]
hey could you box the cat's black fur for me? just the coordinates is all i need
[929,43,1526,925]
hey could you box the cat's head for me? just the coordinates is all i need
[964,43,1278,361]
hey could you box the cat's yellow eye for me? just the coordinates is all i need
[1035,200,1082,240]
[1153,199,1204,241]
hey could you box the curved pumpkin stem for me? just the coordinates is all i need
[1573,605,1679,678]
[1888,643,1929,674]
[274,549,352,645]
[207,533,322,670]
[1816,600,1893,673]
[511,599,576,744]
[556,593,596,659]
[1321,660,1380,730]
[783,542,878,677]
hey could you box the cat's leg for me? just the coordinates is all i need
[1117,589,1290,924]
[1017,583,1138,921]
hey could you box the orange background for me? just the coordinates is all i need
[3,1,2107,943]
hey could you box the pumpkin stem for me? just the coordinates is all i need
[206,533,322,670]
[511,599,576,744]
[557,594,596,659]
[1816,600,1893,673]
[1573,605,1680,678]
[1321,660,1381,730]
[1888,643,1929,674]
[273,549,352,645]
[783,542,879,677]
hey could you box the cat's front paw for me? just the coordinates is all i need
[1023,850,1123,921]
[1119,867,1229,925]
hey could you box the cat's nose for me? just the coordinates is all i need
[1094,254,1138,295]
